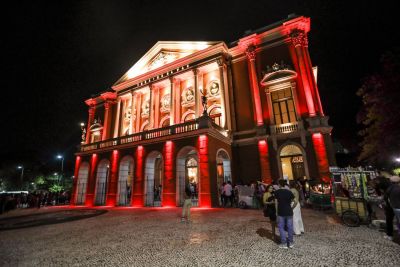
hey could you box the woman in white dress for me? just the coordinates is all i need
[290,181,305,235]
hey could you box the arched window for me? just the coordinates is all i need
[209,106,222,126]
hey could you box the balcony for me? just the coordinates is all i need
[79,117,227,153]
[270,121,304,135]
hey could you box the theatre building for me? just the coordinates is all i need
[71,15,335,208]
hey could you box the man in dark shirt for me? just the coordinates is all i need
[275,179,295,248]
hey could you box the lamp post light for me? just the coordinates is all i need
[56,155,64,185]
[395,157,400,163]
[17,165,24,188]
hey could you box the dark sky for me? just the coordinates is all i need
[1,1,398,173]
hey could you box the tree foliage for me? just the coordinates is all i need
[357,48,400,167]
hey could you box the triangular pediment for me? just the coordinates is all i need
[115,41,220,85]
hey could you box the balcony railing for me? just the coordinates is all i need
[80,120,201,152]
[270,121,303,134]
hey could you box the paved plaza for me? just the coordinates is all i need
[0,206,399,266]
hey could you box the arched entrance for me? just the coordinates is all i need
[278,144,309,181]
[75,162,89,205]
[176,146,199,207]
[94,159,110,206]
[144,151,163,206]
[216,149,231,206]
[117,155,134,206]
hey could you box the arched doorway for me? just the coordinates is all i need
[75,162,89,205]
[216,149,231,206]
[278,144,309,181]
[94,159,110,206]
[176,146,199,207]
[144,151,163,206]
[117,156,134,206]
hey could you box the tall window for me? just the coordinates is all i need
[271,87,297,125]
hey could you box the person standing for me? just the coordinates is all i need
[289,181,305,235]
[223,181,233,207]
[275,179,295,248]
[263,185,277,241]
[181,186,192,223]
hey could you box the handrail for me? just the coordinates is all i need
[79,120,200,152]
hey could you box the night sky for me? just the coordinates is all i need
[2,1,398,174]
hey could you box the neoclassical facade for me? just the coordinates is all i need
[71,15,335,208]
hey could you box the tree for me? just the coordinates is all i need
[357,48,400,168]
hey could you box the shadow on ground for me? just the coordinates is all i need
[256,228,279,244]
[0,209,107,231]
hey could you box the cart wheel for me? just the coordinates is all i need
[238,201,247,209]
[342,210,360,227]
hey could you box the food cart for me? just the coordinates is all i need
[307,180,332,210]
[330,167,377,226]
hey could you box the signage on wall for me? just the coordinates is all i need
[291,156,303,163]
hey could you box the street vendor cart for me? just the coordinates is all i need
[330,167,377,227]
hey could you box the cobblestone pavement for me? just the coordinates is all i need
[0,206,399,267]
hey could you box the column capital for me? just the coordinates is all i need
[100,91,117,101]
[245,46,257,61]
[191,68,198,75]
[290,30,308,47]
[85,98,97,107]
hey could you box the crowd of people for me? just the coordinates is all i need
[0,191,70,214]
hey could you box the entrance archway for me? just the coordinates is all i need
[144,151,163,206]
[216,149,231,206]
[94,159,110,206]
[117,155,134,206]
[278,144,309,181]
[75,162,89,205]
[176,146,199,207]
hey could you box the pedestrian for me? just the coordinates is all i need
[275,179,295,248]
[289,181,305,235]
[220,182,226,207]
[181,185,192,223]
[223,181,233,207]
[375,176,399,241]
[263,185,277,241]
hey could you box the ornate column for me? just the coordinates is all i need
[290,31,316,117]
[174,78,181,123]
[106,150,119,206]
[193,68,200,118]
[152,85,160,128]
[85,153,98,206]
[302,35,324,116]
[113,99,121,138]
[163,141,175,206]
[129,92,135,134]
[197,135,211,207]
[70,155,82,205]
[135,92,142,133]
[84,99,96,144]
[132,146,145,206]
[149,86,154,129]
[245,46,264,126]
[311,133,330,183]
[100,92,116,141]
[169,77,175,125]
[217,58,231,129]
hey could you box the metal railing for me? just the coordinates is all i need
[270,121,303,134]
[80,120,200,152]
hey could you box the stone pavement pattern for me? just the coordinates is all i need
[0,207,399,266]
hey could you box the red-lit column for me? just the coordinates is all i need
[290,31,316,117]
[197,135,211,207]
[132,146,145,206]
[85,99,96,144]
[163,141,175,206]
[312,133,330,183]
[258,140,272,184]
[102,101,112,140]
[302,36,324,116]
[70,156,82,205]
[245,46,264,126]
[106,150,119,206]
[85,154,98,206]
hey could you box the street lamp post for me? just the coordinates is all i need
[17,165,24,189]
[57,155,64,185]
